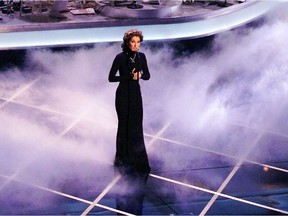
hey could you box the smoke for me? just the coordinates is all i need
[1,4,288,212]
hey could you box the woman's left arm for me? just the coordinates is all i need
[140,53,150,80]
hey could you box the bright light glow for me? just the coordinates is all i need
[0,1,281,49]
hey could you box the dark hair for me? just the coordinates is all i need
[121,29,143,52]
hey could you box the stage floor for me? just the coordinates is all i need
[0,47,288,215]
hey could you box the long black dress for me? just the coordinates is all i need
[109,50,151,174]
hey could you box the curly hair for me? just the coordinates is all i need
[121,29,144,52]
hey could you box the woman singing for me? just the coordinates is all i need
[108,29,151,174]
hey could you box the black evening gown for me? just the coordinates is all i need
[108,50,151,174]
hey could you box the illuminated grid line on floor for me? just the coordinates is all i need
[1,94,288,174]
[200,128,270,215]
[1,99,287,214]
[2,91,287,214]
[81,175,122,216]
[200,103,288,215]
[0,173,136,216]
[0,77,41,110]
[0,80,287,214]
[149,174,288,214]
[81,121,172,215]
[0,79,132,216]
[1,168,288,215]
[1,92,287,173]
[0,78,114,213]
[144,134,288,173]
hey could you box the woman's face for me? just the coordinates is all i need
[129,36,141,52]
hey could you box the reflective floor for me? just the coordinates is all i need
[0,38,288,215]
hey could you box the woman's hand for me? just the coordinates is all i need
[131,68,142,80]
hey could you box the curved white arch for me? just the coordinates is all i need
[0,1,282,49]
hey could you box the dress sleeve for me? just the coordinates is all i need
[108,55,121,82]
[141,53,150,81]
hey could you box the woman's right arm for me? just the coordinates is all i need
[108,55,121,82]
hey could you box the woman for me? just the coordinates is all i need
[109,29,151,174]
